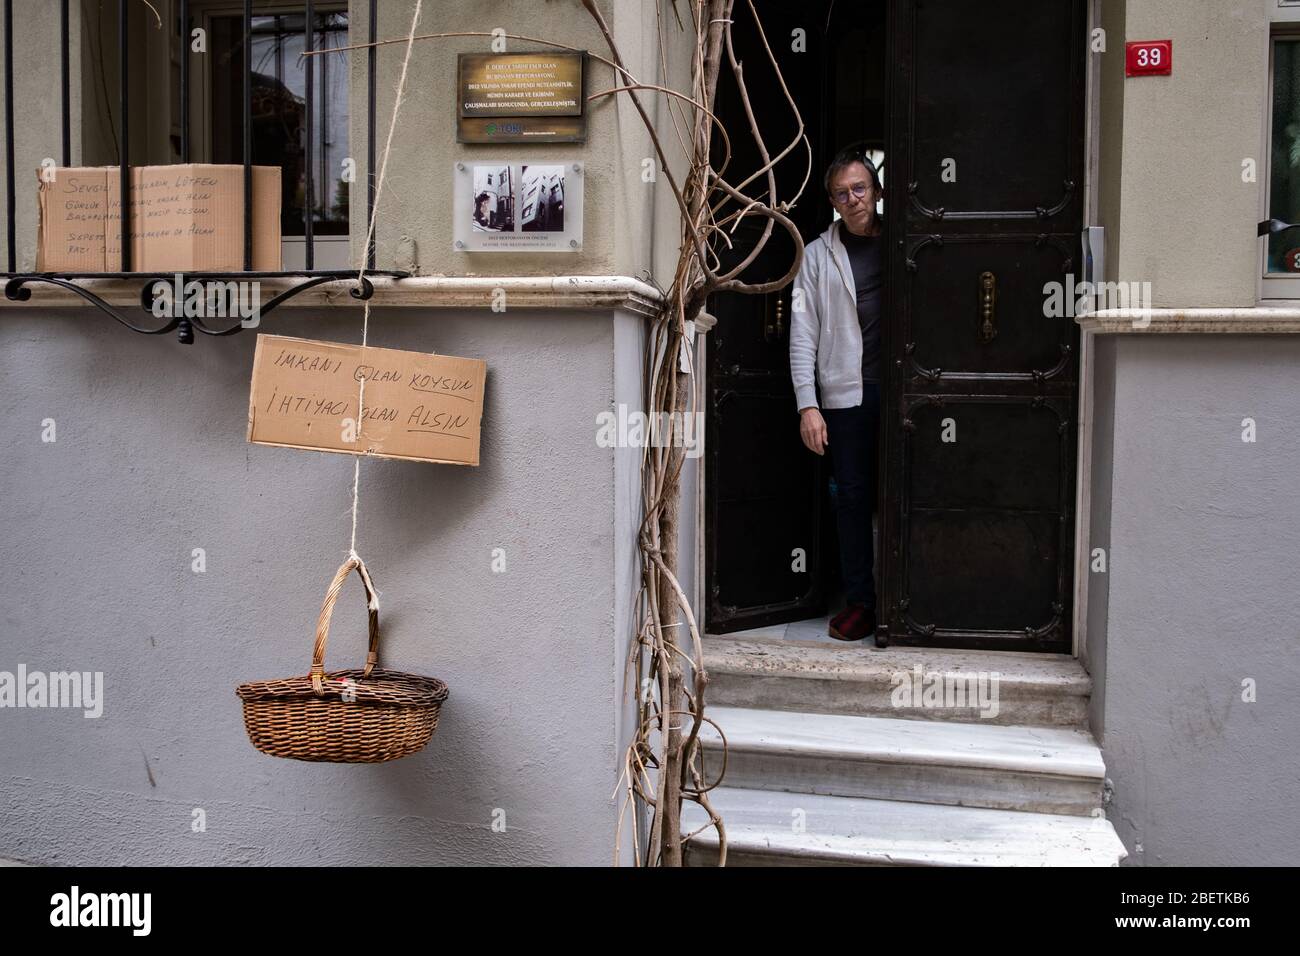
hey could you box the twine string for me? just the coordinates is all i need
[348,0,424,559]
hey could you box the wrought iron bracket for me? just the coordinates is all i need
[2,270,409,343]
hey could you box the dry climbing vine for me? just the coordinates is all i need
[594,0,809,866]
[316,0,808,866]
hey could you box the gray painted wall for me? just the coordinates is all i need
[1093,334,1300,866]
[0,305,632,865]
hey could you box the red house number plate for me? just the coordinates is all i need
[1126,40,1172,77]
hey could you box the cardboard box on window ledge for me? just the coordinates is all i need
[35,164,281,273]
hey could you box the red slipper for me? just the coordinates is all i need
[829,602,876,641]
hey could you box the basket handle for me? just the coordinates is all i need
[310,553,380,696]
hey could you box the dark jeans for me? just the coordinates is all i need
[822,384,880,610]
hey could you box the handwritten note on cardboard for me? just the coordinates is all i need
[36,165,281,273]
[247,335,486,466]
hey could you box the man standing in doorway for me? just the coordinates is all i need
[789,145,885,642]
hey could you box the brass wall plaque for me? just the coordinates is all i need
[457,52,586,143]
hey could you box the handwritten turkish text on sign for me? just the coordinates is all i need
[247,335,486,466]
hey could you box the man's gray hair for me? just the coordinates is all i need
[824,144,882,196]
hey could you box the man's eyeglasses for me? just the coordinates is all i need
[832,182,871,205]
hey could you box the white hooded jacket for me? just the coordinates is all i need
[788,219,866,411]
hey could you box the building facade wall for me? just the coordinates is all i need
[0,0,687,866]
[350,0,695,281]
[1087,0,1300,865]
[1109,0,1267,305]
[4,0,1297,869]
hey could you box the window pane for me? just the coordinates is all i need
[209,11,349,237]
[1269,39,1300,273]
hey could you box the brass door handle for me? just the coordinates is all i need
[978,271,997,344]
[774,294,786,340]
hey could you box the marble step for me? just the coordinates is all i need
[704,638,1091,727]
[682,786,1127,867]
[699,706,1106,816]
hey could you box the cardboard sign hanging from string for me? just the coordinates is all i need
[247,334,486,466]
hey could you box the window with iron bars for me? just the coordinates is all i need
[1,0,403,342]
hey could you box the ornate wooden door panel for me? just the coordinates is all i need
[880,0,1086,651]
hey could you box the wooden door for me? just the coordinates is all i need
[878,0,1087,651]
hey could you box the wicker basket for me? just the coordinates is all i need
[236,554,448,763]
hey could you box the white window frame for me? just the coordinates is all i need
[1261,29,1300,298]
[1258,4,1300,297]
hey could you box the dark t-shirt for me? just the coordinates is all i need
[839,220,883,383]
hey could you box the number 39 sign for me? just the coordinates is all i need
[1126,40,1172,77]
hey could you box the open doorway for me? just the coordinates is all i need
[703,0,1086,653]
[703,0,886,642]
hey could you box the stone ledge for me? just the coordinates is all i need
[0,274,665,319]
[1078,306,1300,333]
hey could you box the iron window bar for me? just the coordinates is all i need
[0,0,406,344]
